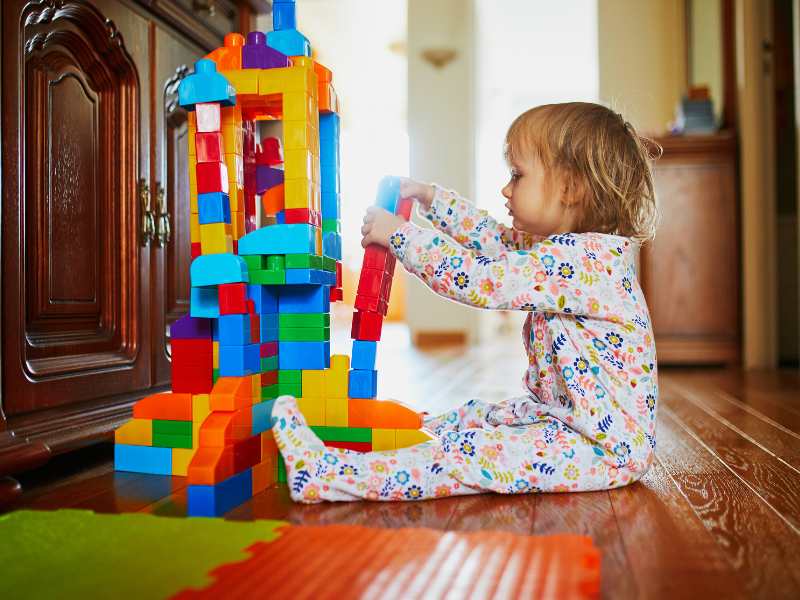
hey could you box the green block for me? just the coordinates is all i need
[212,368,220,384]
[277,456,287,482]
[152,432,193,449]
[261,355,279,371]
[278,370,302,383]
[266,255,285,271]
[242,255,265,271]
[322,256,337,272]
[279,327,330,342]
[285,254,312,269]
[262,384,280,399]
[153,420,192,436]
[311,426,372,443]
[279,313,330,328]
[250,269,285,285]
[322,218,340,234]
[277,382,302,397]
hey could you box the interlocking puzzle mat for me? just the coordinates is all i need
[1,510,600,599]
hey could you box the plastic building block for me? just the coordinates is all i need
[191,286,220,318]
[115,444,172,475]
[376,176,400,213]
[199,406,253,447]
[153,420,193,448]
[252,399,274,435]
[133,392,193,421]
[363,246,393,271]
[396,429,435,447]
[256,165,285,194]
[296,397,325,426]
[196,102,221,133]
[351,340,377,370]
[357,267,384,298]
[199,222,233,254]
[219,282,247,314]
[210,376,253,411]
[206,33,244,71]
[351,310,383,341]
[114,418,153,446]
[278,341,330,369]
[172,448,195,477]
[178,59,236,110]
[196,132,225,163]
[266,29,311,58]
[237,224,316,255]
[372,428,396,451]
[187,468,252,517]
[218,314,252,345]
[190,254,248,287]
[243,31,290,70]
[324,397,348,427]
[273,1,296,30]
[170,314,212,339]
[348,369,377,399]
[198,192,231,225]
[278,285,329,313]
[300,370,325,397]
[397,197,414,220]
[232,434,262,472]
[348,399,423,429]
[197,161,229,194]
[310,426,371,443]
[325,440,371,452]
[187,446,234,485]
[219,343,260,376]
[248,285,279,314]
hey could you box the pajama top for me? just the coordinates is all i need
[387,186,659,488]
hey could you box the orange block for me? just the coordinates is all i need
[133,392,193,421]
[198,406,253,447]
[348,399,423,429]
[252,456,278,495]
[210,376,252,411]
[262,183,284,215]
[206,33,244,70]
[187,446,234,485]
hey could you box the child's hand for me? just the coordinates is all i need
[400,177,435,210]
[361,206,407,249]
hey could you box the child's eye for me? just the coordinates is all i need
[510,170,521,181]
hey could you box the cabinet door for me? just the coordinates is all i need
[1,0,152,415]
[150,27,204,386]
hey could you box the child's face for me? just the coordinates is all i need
[502,152,575,237]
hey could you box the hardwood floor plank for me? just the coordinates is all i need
[531,490,636,600]
[445,494,536,534]
[656,409,800,598]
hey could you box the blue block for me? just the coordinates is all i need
[273,2,296,31]
[212,319,219,341]
[351,340,377,370]
[275,211,286,224]
[219,343,260,376]
[115,444,172,475]
[248,285,278,314]
[187,469,253,517]
[321,168,339,195]
[278,285,330,313]
[191,254,248,287]
[260,324,278,343]
[320,113,340,142]
[198,192,231,225]
[266,29,311,57]
[376,176,400,213]
[279,341,330,370]
[285,268,331,285]
[323,232,341,260]
[261,313,279,330]
[348,369,378,399]
[252,399,275,435]
[178,59,236,110]
[321,192,340,220]
[219,314,251,345]
[191,286,219,318]
[238,224,316,256]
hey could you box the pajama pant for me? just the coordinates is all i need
[271,394,647,504]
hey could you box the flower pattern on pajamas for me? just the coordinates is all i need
[272,185,658,503]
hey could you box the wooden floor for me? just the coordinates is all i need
[5,325,800,599]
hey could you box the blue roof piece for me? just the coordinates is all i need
[376,176,401,213]
[190,253,249,287]
[178,59,236,111]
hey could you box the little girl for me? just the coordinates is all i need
[272,102,660,503]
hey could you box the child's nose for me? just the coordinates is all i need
[501,183,512,199]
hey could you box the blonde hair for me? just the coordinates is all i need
[505,102,661,244]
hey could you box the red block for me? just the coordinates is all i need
[232,239,238,255]
[196,161,229,194]
[330,288,343,302]
[335,262,342,287]
[245,299,256,314]
[250,314,260,342]
[257,137,283,165]
[261,370,278,386]
[196,102,221,133]
[195,132,225,163]
[172,362,213,394]
[191,242,202,259]
[354,294,387,315]
[233,435,262,472]
[363,246,391,271]
[351,310,383,341]
[172,338,213,364]
[284,208,314,225]
[260,342,278,357]
[380,272,394,302]
[396,197,414,220]
[219,283,247,314]
[324,440,372,452]
[357,267,384,299]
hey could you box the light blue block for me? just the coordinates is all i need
[191,254,248,287]
[279,341,330,369]
[323,232,341,260]
[115,444,172,475]
[219,343,260,376]
[178,59,236,110]
[187,469,253,517]
[252,399,275,435]
[321,168,339,194]
[321,192,340,220]
[376,176,400,213]
[219,314,251,345]
[266,29,311,57]
[348,369,378,399]
[248,285,278,314]
[351,340,377,370]
[238,224,316,256]
[320,112,340,142]
[278,285,330,313]
[191,286,219,318]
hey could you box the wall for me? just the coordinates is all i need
[597,0,687,134]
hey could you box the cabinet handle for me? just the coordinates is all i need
[192,0,216,17]
[154,183,172,247]
[139,178,156,247]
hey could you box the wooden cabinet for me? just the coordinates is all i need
[0,0,264,497]
[642,132,740,365]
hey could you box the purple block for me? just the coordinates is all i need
[256,165,285,194]
[243,31,290,70]
[170,314,212,339]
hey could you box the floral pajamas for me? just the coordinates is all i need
[272,185,658,503]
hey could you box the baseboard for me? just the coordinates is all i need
[412,331,468,348]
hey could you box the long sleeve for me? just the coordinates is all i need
[389,222,636,320]
[420,185,541,254]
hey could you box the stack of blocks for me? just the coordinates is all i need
[114,0,432,517]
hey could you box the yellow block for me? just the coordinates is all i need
[372,428,396,451]
[212,342,219,369]
[296,397,325,426]
[284,148,314,180]
[199,222,233,254]
[331,354,350,371]
[223,69,259,95]
[172,448,195,476]
[284,178,313,209]
[188,112,197,157]
[251,374,261,402]
[192,393,211,448]
[115,418,152,446]
[324,397,348,427]
[258,67,316,95]
[224,152,243,184]
[283,121,315,151]
[283,92,315,121]
[396,429,435,448]
[302,370,325,398]
[190,212,200,244]
[231,210,245,240]
[221,127,243,155]
[325,355,349,398]
[189,159,198,213]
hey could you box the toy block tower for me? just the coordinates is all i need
[114,0,432,516]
